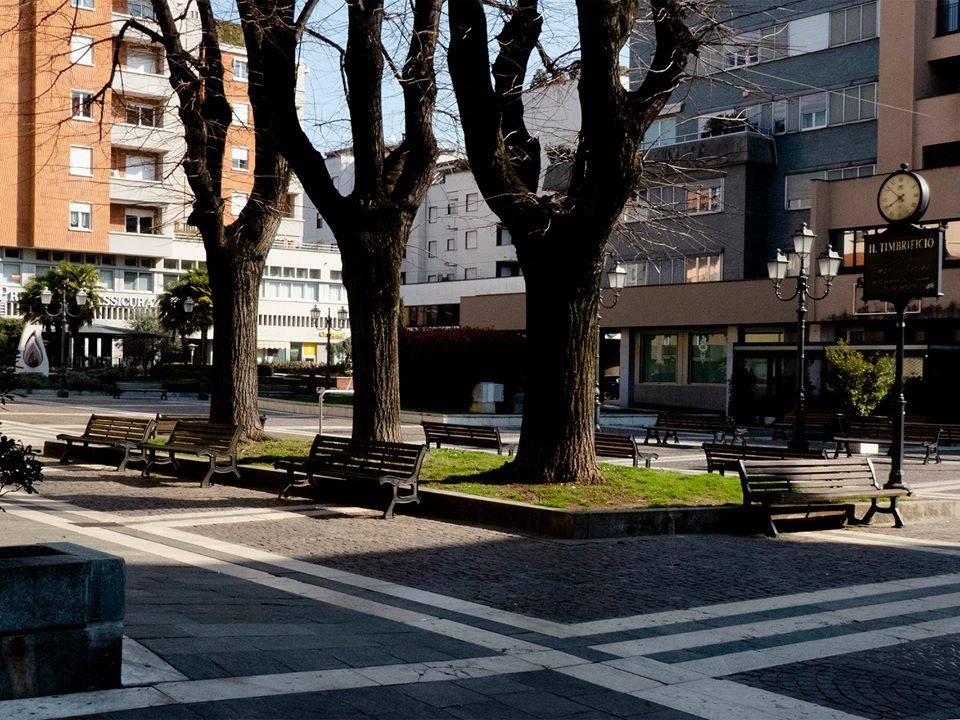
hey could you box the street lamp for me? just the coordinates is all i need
[182,296,208,400]
[767,223,841,449]
[311,304,335,389]
[596,256,627,431]
[39,286,90,398]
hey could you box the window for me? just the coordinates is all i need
[125,103,157,127]
[231,191,246,216]
[836,83,876,124]
[427,206,438,222]
[233,59,248,81]
[689,332,727,384]
[785,171,822,210]
[496,226,512,246]
[465,192,479,212]
[231,147,249,171]
[642,116,677,148]
[163,258,178,269]
[69,202,92,231]
[645,185,687,215]
[71,91,94,120]
[71,35,94,66]
[427,275,437,282]
[829,2,877,46]
[72,0,93,9]
[464,267,477,280]
[640,334,677,383]
[686,179,723,214]
[446,194,458,215]
[125,48,157,73]
[69,146,93,176]
[722,30,761,69]
[464,230,478,249]
[825,164,874,181]
[771,100,787,134]
[799,92,827,130]
[497,261,520,277]
[123,271,153,292]
[123,154,156,181]
[127,0,155,19]
[1,263,22,284]
[329,270,341,281]
[233,102,249,125]
[124,210,154,234]
[684,255,722,283]
[938,0,960,35]
[446,238,456,251]
[315,213,324,229]
[427,240,437,258]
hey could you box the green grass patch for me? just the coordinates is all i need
[238,440,739,510]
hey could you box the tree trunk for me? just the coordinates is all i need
[511,239,604,484]
[206,246,265,438]
[340,232,403,443]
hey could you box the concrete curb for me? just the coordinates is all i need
[41,440,957,539]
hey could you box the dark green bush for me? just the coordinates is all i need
[0,424,42,506]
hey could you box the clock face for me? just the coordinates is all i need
[878,172,925,223]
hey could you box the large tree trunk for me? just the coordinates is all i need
[206,244,266,438]
[511,237,604,484]
[340,231,403,443]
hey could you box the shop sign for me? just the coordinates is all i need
[862,226,944,302]
[0,286,159,310]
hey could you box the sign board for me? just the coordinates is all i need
[862,225,943,302]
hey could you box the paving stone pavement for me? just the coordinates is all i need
[3,399,960,719]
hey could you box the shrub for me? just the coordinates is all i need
[825,340,895,417]
[398,328,525,411]
[257,364,274,378]
[0,424,42,509]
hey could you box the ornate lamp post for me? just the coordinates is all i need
[39,286,89,399]
[597,257,628,431]
[767,223,842,449]
[311,305,334,389]
[182,296,209,400]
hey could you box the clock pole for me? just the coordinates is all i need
[884,299,908,490]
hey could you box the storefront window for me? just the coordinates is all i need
[640,334,677,382]
[689,332,727,383]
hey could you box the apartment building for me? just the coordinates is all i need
[0,1,348,366]
[441,0,960,420]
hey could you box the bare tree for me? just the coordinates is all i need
[447,0,699,482]
[237,0,442,442]
[133,0,292,437]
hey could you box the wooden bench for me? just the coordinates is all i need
[154,413,267,437]
[275,435,427,519]
[738,457,909,537]
[139,421,242,488]
[644,412,742,446]
[834,418,942,464]
[421,421,516,456]
[56,415,155,471]
[595,432,658,468]
[772,411,842,442]
[702,442,826,475]
[112,383,168,401]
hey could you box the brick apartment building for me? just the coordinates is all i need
[0,0,348,365]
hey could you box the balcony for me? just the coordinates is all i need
[108,230,174,258]
[111,69,170,99]
[111,122,180,153]
[110,175,172,205]
[644,129,777,168]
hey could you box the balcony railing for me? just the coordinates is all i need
[938,0,960,35]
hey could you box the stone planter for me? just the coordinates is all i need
[0,543,124,700]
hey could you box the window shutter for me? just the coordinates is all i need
[829,91,844,125]
[786,97,800,133]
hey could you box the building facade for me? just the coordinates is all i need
[411,0,960,420]
[0,0,348,366]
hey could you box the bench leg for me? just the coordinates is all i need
[117,446,132,472]
[891,497,905,528]
[142,449,155,478]
[59,441,73,464]
[765,511,780,538]
[859,498,879,526]
[200,457,216,488]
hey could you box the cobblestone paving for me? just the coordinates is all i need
[732,635,960,720]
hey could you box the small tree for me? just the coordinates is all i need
[826,340,895,417]
[158,269,214,364]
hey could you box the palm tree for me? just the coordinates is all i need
[158,268,213,364]
[19,263,102,371]
[19,262,102,335]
